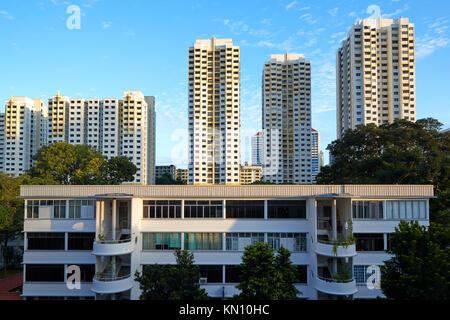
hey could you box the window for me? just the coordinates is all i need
[225,233,264,251]
[385,200,426,220]
[26,200,39,219]
[184,233,222,250]
[25,264,64,282]
[68,233,95,250]
[267,233,307,252]
[268,200,306,218]
[142,232,182,250]
[295,265,308,284]
[79,265,95,282]
[226,200,264,218]
[225,265,241,283]
[355,233,384,251]
[53,200,66,219]
[143,200,181,219]
[27,233,65,250]
[184,200,223,218]
[69,200,81,219]
[198,265,223,283]
[352,201,383,219]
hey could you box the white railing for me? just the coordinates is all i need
[94,273,131,282]
[317,275,353,284]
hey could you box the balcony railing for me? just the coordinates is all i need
[317,275,353,284]
[96,237,131,244]
[94,273,131,282]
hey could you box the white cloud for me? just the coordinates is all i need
[102,21,112,29]
[0,10,13,20]
[416,17,450,59]
[330,31,345,39]
[257,40,275,47]
[328,8,339,17]
[299,13,318,25]
[285,1,298,10]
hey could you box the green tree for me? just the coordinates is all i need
[100,156,138,185]
[156,173,185,185]
[317,118,450,224]
[28,142,137,185]
[274,246,301,299]
[0,173,24,276]
[235,242,300,300]
[135,248,208,300]
[381,220,450,300]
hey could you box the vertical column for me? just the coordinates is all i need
[332,199,337,240]
[65,232,68,251]
[222,233,226,251]
[181,200,185,219]
[112,199,117,240]
[383,233,388,251]
[96,200,101,236]
[181,232,185,250]
[264,200,268,220]
[222,200,226,219]
[100,200,104,235]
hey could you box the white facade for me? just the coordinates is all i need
[262,53,312,184]
[2,96,45,175]
[188,37,241,185]
[311,128,321,183]
[20,184,432,300]
[337,17,416,139]
[2,91,156,185]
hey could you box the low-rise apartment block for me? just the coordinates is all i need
[20,184,432,300]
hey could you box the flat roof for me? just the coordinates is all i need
[20,185,434,199]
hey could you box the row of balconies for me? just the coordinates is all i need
[89,234,357,297]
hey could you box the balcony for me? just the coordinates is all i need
[92,236,135,256]
[91,274,133,294]
[315,276,357,296]
[315,239,356,257]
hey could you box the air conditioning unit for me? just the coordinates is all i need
[199,277,208,284]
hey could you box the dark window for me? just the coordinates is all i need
[79,265,95,282]
[68,233,95,250]
[143,200,181,219]
[26,200,39,219]
[295,265,307,284]
[226,200,264,219]
[27,233,64,250]
[184,200,223,218]
[268,200,306,218]
[225,265,241,283]
[26,264,64,282]
[142,232,182,250]
[184,233,222,250]
[355,233,384,251]
[198,265,223,283]
[352,201,383,219]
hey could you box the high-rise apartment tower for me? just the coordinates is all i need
[262,53,312,184]
[337,17,416,139]
[188,37,241,185]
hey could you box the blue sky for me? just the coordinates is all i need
[1,0,449,167]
